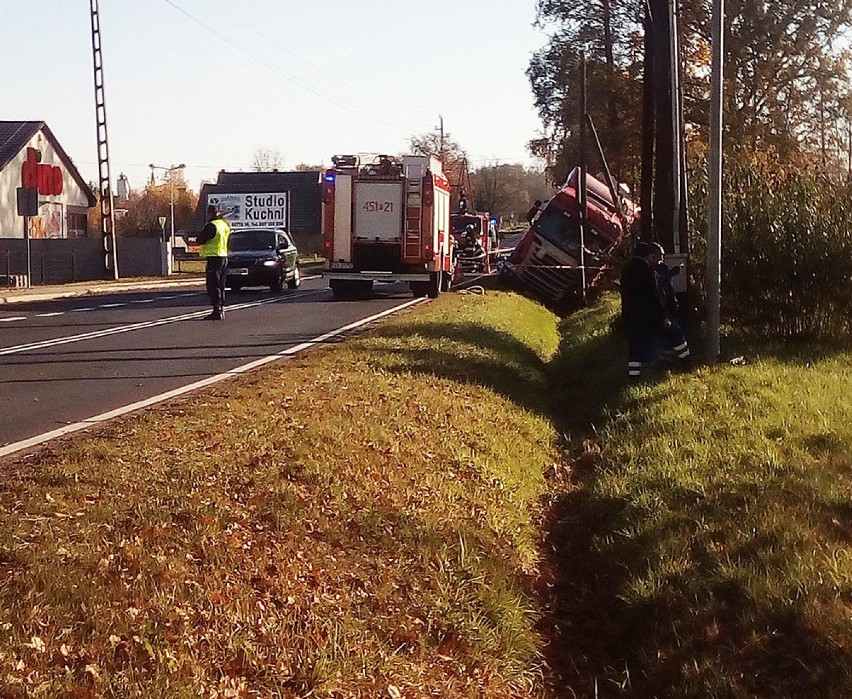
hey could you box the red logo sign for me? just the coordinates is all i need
[21,147,63,196]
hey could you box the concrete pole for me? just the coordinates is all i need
[705,0,724,361]
[578,51,589,301]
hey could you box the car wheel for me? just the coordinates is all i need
[270,270,283,293]
[287,266,301,289]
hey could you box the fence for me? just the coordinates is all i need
[0,237,167,286]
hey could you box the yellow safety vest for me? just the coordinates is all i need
[199,218,230,258]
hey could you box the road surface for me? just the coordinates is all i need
[0,275,424,457]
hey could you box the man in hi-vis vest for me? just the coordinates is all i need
[197,204,231,320]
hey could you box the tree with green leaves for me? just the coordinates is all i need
[528,0,644,185]
[531,0,852,177]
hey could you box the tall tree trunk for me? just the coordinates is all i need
[649,0,674,246]
[641,2,655,242]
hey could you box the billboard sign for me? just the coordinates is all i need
[207,192,289,229]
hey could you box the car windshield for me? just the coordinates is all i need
[229,230,277,252]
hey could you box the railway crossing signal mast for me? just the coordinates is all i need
[89,0,119,279]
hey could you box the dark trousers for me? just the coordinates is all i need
[626,324,661,376]
[205,257,227,310]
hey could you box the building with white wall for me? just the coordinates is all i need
[0,121,95,239]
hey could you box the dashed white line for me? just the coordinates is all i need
[36,312,64,318]
[0,316,26,322]
[100,303,127,308]
[0,289,327,357]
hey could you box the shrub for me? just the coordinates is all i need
[688,158,852,344]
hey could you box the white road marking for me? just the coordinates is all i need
[0,296,425,458]
[72,307,96,313]
[99,303,126,308]
[0,289,327,357]
[36,312,64,318]
[0,316,26,322]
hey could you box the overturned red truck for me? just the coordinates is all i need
[321,154,454,298]
[504,167,636,306]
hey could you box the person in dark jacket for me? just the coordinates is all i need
[620,241,670,377]
[197,205,231,320]
[656,259,691,367]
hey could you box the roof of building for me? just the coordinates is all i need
[0,121,96,206]
[194,170,323,231]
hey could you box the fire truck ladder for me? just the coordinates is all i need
[404,177,423,259]
[90,0,118,278]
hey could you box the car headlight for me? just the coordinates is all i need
[262,259,279,267]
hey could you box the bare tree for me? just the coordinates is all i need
[251,147,284,172]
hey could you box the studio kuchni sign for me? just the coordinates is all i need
[207,192,289,229]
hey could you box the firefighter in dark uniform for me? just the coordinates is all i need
[197,205,231,320]
[620,241,670,378]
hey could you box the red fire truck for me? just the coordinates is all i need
[321,154,454,298]
[505,167,635,306]
[450,211,497,273]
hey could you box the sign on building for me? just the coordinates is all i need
[206,192,289,230]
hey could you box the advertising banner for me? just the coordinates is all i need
[206,192,289,230]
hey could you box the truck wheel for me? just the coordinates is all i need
[330,279,351,298]
[428,271,441,299]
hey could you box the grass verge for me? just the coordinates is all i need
[543,294,852,698]
[0,290,561,698]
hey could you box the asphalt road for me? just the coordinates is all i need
[0,274,425,457]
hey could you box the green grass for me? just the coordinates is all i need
[0,289,561,698]
[542,295,852,697]
[0,286,850,697]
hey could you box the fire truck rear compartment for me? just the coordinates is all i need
[352,242,403,272]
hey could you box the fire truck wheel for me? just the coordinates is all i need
[330,279,352,298]
[428,271,441,299]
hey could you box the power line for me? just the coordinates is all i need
[202,0,434,118]
[163,0,428,132]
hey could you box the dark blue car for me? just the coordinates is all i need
[226,228,301,292]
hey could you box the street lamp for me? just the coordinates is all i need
[149,163,186,247]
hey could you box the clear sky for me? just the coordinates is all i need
[3,0,548,192]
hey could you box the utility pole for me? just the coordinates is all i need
[436,114,445,156]
[578,52,589,301]
[705,0,724,361]
[89,0,119,279]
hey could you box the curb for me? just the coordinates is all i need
[0,277,205,305]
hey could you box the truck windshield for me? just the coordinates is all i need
[534,204,580,254]
[229,230,276,251]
